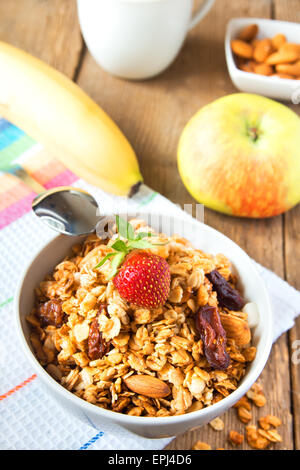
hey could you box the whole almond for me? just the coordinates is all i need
[239,60,255,73]
[238,24,258,42]
[276,60,300,76]
[220,313,251,347]
[253,38,273,63]
[124,375,171,398]
[253,63,273,76]
[271,33,286,50]
[272,73,294,80]
[267,43,300,65]
[231,39,253,59]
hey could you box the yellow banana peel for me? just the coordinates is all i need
[0,41,143,196]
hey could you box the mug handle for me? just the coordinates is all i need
[188,0,215,31]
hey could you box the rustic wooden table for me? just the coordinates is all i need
[1,0,299,450]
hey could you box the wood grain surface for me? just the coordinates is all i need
[0,0,299,450]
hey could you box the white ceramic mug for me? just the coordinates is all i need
[77,0,215,80]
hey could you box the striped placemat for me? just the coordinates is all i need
[1,116,300,450]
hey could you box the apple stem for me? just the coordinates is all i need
[249,127,259,142]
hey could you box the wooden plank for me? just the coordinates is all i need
[76,0,294,449]
[0,0,83,77]
[273,0,300,451]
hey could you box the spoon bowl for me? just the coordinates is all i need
[32,186,101,236]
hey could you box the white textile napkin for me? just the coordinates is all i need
[0,181,299,450]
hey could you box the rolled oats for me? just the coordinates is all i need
[209,417,224,431]
[246,382,266,407]
[259,415,282,430]
[229,430,244,445]
[193,441,212,450]
[246,425,270,449]
[27,222,255,417]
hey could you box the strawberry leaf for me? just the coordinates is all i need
[111,239,128,252]
[94,252,117,269]
[116,215,135,240]
[134,232,154,240]
[107,252,126,280]
[94,216,169,278]
[127,240,153,250]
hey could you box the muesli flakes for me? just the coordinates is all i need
[28,220,255,417]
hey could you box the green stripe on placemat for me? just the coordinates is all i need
[137,191,158,209]
[0,135,36,169]
[0,297,13,308]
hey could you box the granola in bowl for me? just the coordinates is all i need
[26,217,256,417]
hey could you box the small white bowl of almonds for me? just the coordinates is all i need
[225,18,300,101]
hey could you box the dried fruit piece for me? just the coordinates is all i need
[196,305,230,370]
[193,441,212,450]
[238,24,258,42]
[220,313,251,347]
[124,375,171,398]
[229,430,244,446]
[206,270,244,311]
[231,39,253,59]
[88,306,110,360]
[36,299,65,327]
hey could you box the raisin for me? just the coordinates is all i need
[195,304,230,370]
[88,305,110,360]
[206,270,244,311]
[36,299,66,327]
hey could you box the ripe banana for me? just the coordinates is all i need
[0,41,143,196]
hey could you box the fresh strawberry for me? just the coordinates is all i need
[94,216,171,307]
[113,250,171,308]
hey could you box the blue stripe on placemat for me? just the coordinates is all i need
[0,119,11,132]
[79,431,105,450]
[0,119,25,151]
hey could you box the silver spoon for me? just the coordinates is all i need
[32,186,102,236]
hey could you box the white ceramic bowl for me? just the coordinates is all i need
[225,18,300,102]
[15,214,273,439]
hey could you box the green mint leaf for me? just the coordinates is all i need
[111,239,128,252]
[127,240,153,250]
[116,215,135,240]
[107,252,126,280]
[94,252,117,269]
